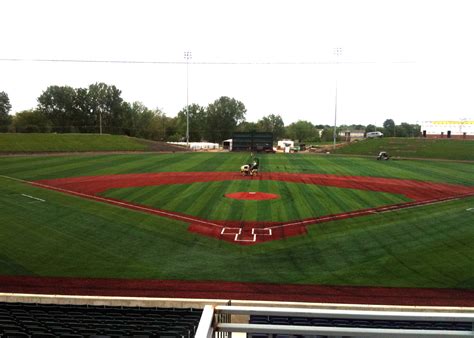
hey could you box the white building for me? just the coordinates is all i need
[277,139,294,149]
[338,130,365,142]
[168,142,220,150]
[420,121,474,139]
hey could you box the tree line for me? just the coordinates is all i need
[0,85,420,142]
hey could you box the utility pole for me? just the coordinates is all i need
[184,51,192,147]
[333,47,342,150]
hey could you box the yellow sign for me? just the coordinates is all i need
[431,121,474,125]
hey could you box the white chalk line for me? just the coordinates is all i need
[21,194,45,202]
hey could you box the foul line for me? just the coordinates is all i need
[21,194,45,202]
[0,175,223,229]
[266,192,474,231]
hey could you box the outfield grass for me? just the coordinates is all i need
[334,137,474,161]
[1,152,472,185]
[0,152,473,289]
[103,181,410,222]
[0,133,149,152]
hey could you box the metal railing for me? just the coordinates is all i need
[196,305,474,338]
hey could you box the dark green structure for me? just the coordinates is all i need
[232,132,273,152]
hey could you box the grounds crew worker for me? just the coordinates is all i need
[250,157,259,171]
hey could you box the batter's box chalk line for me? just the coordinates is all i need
[252,228,272,236]
[220,227,272,242]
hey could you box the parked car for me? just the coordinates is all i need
[366,131,384,138]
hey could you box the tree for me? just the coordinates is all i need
[0,91,13,131]
[74,87,95,132]
[286,120,320,142]
[205,96,246,143]
[236,121,258,133]
[12,109,51,133]
[87,82,126,134]
[365,124,376,133]
[320,127,340,142]
[176,104,207,141]
[122,102,166,140]
[37,86,77,132]
[396,122,421,138]
[383,119,396,137]
[256,114,285,140]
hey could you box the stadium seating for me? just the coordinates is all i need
[0,302,202,337]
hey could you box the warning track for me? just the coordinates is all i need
[33,172,474,245]
[1,275,474,307]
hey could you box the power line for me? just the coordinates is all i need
[0,57,413,65]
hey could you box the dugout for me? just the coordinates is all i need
[232,132,273,152]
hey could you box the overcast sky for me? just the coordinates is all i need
[1,0,473,126]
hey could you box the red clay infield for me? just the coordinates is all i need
[2,172,472,306]
[225,191,280,200]
[33,172,474,245]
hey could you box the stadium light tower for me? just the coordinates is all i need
[184,51,192,147]
[333,47,342,150]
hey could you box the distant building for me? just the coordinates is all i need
[338,130,365,142]
[277,139,294,153]
[420,121,474,139]
[277,139,294,149]
[168,142,219,150]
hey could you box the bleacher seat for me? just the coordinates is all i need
[0,301,202,337]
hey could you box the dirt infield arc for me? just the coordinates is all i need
[34,172,474,245]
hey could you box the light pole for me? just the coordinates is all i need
[184,51,192,147]
[92,107,102,135]
[333,47,342,150]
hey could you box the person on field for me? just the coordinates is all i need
[250,157,259,171]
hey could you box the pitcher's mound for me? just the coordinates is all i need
[225,192,280,201]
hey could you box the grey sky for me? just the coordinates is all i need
[1,0,473,126]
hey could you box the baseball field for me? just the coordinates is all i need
[1,148,474,306]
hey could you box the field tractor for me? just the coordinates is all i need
[241,157,259,176]
[377,151,390,160]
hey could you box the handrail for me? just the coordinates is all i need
[211,305,474,338]
[195,305,215,338]
[216,305,474,322]
[217,323,473,337]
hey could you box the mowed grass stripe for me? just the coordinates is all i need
[2,154,141,180]
[41,155,141,179]
[256,179,273,221]
[199,181,235,221]
[221,180,247,222]
[271,183,290,223]
[91,154,179,175]
[1,152,473,186]
[0,155,100,179]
